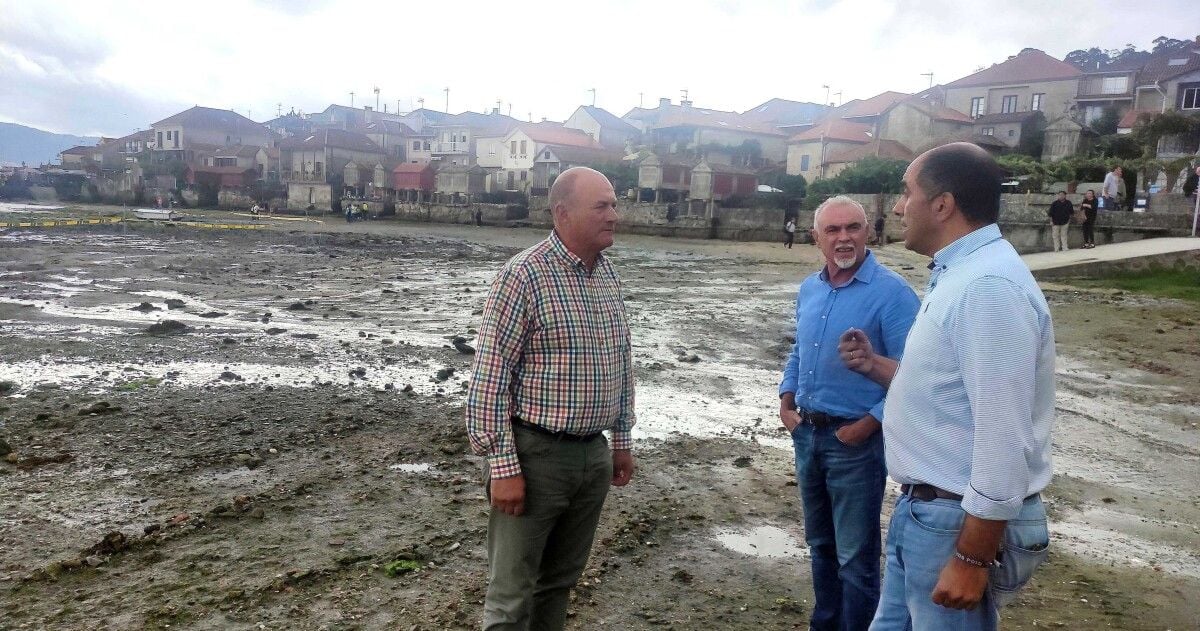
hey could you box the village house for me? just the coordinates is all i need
[738,98,831,136]
[428,111,520,167]
[622,98,788,164]
[278,128,385,211]
[1074,56,1144,126]
[564,106,640,150]
[971,110,1045,150]
[149,106,275,165]
[494,123,605,194]
[785,118,876,179]
[360,119,417,161]
[531,144,625,194]
[943,48,1081,124]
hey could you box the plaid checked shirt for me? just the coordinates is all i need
[465,231,635,478]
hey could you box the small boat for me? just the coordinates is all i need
[133,209,180,221]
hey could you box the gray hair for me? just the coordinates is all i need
[812,195,868,230]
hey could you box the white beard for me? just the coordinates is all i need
[833,255,857,269]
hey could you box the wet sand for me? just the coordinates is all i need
[0,210,1197,629]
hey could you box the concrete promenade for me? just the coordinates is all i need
[1024,237,1200,279]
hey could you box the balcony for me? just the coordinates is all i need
[432,141,470,154]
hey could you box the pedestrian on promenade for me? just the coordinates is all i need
[1047,191,1073,251]
[778,195,919,630]
[840,143,1055,630]
[874,214,886,245]
[1102,165,1122,211]
[1079,190,1097,248]
[784,217,797,248]
[466,166,636,631]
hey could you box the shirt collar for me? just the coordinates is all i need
[818,249,880,286]
[931,224,1001,271]
[548,230,602,273]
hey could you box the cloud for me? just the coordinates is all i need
[1,1,1198,136]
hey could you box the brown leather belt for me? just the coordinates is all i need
[511,417,604,443]
[901,483,964,502]
[799,409,854,429]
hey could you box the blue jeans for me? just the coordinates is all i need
[870,494,1050,631]
[792,421,887,631]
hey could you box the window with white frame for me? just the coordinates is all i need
[1031,93,1044,111]
[970,97,985,118]
[1181,86,1200,110]
[1101,76,1128,94]
[982,127,994,136]
[1001,95,1018,114]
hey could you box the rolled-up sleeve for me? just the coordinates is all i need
[951,277,1040,520]
[465,265,531,478]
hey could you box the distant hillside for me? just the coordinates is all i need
[0,122,101,167]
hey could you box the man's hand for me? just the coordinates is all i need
[931,556,990,610]
[490,475,525,516]
[835,414,880,446]
[839,328,876,374]
[779,392,801,433]
[612,449,636,486]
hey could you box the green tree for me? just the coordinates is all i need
[805,157,908,207]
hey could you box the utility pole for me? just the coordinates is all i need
[588,88,596,106]
[397,99,402,114]
[277,103,283,117]
[921,72,934,89]
[444,87,450,113]
[680,88,689,103]
[639,92,644,108]
[822,84,830,106]
[417,97,425,110]
[349,91,355,107]
[374,85,380,111]
[834,91,843,106]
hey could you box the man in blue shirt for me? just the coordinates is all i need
[779,196,920,631]
[840,143,1055,630]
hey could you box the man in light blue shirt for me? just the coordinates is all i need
[839,143,1055,630]
[779,196,919,631]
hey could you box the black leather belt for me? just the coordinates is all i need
[798,409,854,429]
[901,483,1042,504]
[901,483,964,502]
[511,417,603,443]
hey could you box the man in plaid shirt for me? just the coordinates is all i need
[466,166,636,630]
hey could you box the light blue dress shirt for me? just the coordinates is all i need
[779,250,920,422]
[883,224,1055,521]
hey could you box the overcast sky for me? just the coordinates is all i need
[1,0,1197,137]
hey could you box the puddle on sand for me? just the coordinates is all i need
[389,463,433,474]
[713,525,809,560]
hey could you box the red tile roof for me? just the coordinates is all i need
[517,122,598,148]
[278,128,382,153]
[834,92,911,119]
[825,139,914,164]
[393,162,434,173]
[788,119,873,144]
[903,98,975,123]
[945,49,1080,88]
[1117,109,1156,130]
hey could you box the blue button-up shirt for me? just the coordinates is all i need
[884,224,1056,521]
[779,250,920,422]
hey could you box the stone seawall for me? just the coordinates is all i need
[393,194,1193,251]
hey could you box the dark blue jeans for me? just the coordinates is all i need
[792,420,887,631]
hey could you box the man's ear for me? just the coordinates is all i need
[931,191,954,224]
[810,228,819,244]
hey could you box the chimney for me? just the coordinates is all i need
[659,97,670,107]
